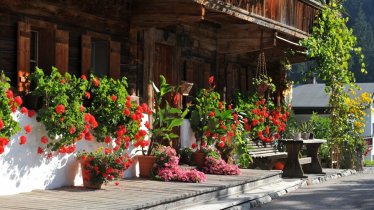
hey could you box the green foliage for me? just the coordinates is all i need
[87,76,128,139]
[309,113,332,165]
[309,113,331,140]
[0,72,20,140]
[149,75,187,154]
[189,86,222,145]
[30,67,88,151]
[364,160,374,167]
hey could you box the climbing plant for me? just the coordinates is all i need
[301,0,366,168]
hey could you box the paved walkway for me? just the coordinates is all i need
[260,170,374,210]
[0,169,280,210]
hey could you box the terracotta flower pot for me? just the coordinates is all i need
[137,155,156,178]
[80,161,103,189]
[191,151,205,168]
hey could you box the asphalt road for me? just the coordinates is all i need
[260,172,374,210]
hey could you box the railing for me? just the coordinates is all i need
[223,0,320,34]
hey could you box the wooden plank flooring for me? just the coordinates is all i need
[0,169,280,210]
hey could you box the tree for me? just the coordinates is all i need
[301,0,366,168]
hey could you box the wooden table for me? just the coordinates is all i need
[279,139,326,178]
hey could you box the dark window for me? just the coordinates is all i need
[30,31,38,73]
[91,39,109,77]
[30,26,55,74]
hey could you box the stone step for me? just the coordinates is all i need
[177,179,305,210]
[147,172,283,210]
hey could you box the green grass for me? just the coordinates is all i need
[364,160,374,166]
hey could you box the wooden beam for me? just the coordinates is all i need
[0,0,128,35]
[217,24,276,54]
[194,0,310,39]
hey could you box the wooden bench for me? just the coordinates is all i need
[248,140,288,170]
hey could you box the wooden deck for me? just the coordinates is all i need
[0,169,281,210]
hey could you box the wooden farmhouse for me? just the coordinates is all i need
[0,0,321,103]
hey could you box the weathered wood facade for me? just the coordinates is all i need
[0,0,320,101]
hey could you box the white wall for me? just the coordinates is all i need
[0,111,146,195]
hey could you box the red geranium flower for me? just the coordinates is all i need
[123,108,130,116]
[0,120,4,130]
[24,125,32,134]
[20,107,28,115]
[218,141,225,148]
[144,121,150,129]
[81,75,87,80]
[111,95,117,101]
[19,136,27,145]
[28,110,36,118]
[191,143,197,149]
[209,76,214,86]
[208,111,215,117]
[85,132,93,141]
[104,136,112,144]
[55,104,65,115]
[85,92,91,99]
[80,105,85,112]
[92,78,100,87]
[37,147,44,154]
[0,137,9,147]
[14,96,23,106]
[69,125,76,134]
[6,89,13,99]
[41,136,48,144]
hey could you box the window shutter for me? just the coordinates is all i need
[81,35,91,77]
[55,30,69,74]
[17,21,31,92]
[109,41,121,79]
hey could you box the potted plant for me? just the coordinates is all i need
[136,75,186,178]
[299,122,313,140]
[76,147,132,189]
[29,67,91,154]
[85,75,149,152]
[252,74,276,97]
